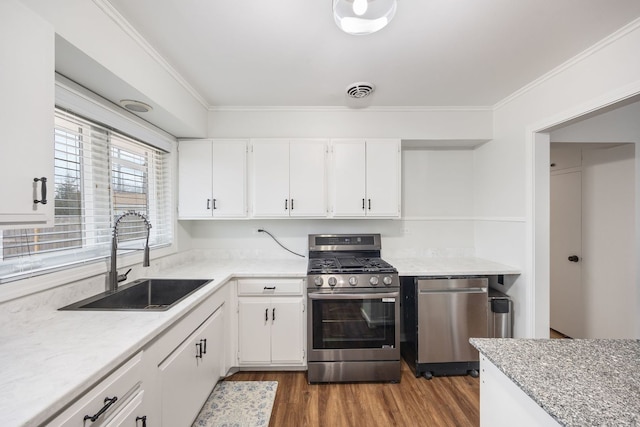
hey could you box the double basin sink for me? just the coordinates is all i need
[60,278,213,311]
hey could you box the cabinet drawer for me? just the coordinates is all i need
[50,352,143,427]
[237,278,303,296]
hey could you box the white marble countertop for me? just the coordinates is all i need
[388,256,520,276]
[0,254,518,426]
[0,257,306,427]
[471,338,640,426]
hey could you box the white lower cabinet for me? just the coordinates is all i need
[480,355,559,426]
[237,279,305,366]
[50,352,144,427]
[159,304,225,427]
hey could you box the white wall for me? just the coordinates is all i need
[208,108,492,139]
[475,19,640,337]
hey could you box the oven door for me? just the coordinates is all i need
[307,289,400,362]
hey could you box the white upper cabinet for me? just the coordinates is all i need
[0,1,54,229]
[251,139,327,217]
[331,139,401,218]
[178,139,247,218]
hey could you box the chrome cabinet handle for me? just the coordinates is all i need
[136,416,147,427]
[272,307,276,321]
[213,199,217,209]
[206,198,211,210]
[362,198,365,210]
[368,199,371,210]
[284,199,288,210]
[34,177,47,205]
[201,338,207,354]
[84,396,117,422]
[265,308,268,321]
[291,199,294,210]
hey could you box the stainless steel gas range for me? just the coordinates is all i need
[306,234,401,383]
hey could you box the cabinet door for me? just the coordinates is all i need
[103,390,145,427]
[0,1,54,228]
[289,140,327,217]
[238,297,272,364]
[252,140,290,217]
[365,139,401,217]
[331,139,366,217]
[178,140,213,218]
[270,297,305,364]
[212,140,247,217]
[160,307,224,427]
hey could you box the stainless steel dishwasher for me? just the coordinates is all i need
[401,277,488,379]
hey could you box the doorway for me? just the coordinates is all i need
[549,142,636,338]
[532,96,640,339]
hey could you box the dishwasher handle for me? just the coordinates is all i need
[418,287,487,294]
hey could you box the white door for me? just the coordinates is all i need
[366,139,400,217]
[289,140,327,217]
[252,140,290,217]
[550,171,584,338]
[178,140,213,218]
[331,139,366,216]
[238,297,272,364]
[211,140,247,217]
[270,297,304,364]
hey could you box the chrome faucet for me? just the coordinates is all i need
[108,211,152,292]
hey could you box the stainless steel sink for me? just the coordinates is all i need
[59,278,213,311]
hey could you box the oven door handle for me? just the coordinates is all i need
[308,291,399,300]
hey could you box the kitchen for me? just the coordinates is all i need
[1,0,640,426]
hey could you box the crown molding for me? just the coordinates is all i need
[95,0,209,109]
[208,105,493,113]
[493,16,640,110]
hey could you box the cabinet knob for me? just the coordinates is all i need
[568,255,580,262]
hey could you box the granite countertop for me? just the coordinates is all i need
[471,338,640,426]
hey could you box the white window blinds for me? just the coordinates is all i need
[0,109,172,282]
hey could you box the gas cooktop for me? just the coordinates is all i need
[307,257,397,275]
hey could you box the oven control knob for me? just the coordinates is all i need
[369,276,379,286]
[383,276,393,286]
[328,277,337,287]
[348,276,358,286]
[314,276,323,287]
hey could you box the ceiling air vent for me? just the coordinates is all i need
[346,82,375,99]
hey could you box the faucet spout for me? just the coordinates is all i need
[108,211,152,293]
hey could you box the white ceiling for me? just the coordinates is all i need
[107,0,640,108]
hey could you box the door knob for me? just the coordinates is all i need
[568,255,580,262]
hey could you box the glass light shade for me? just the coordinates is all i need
[333,0,397,35]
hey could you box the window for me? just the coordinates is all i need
[0,109,172,282]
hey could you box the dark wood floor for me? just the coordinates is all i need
[224,359,480,427]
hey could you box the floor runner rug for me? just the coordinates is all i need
[193,381,278,427]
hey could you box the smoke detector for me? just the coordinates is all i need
[119,99,153,113]
[346,82,375,99]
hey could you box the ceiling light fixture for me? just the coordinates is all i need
[119,99,153,113]
[333,0,397,35]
